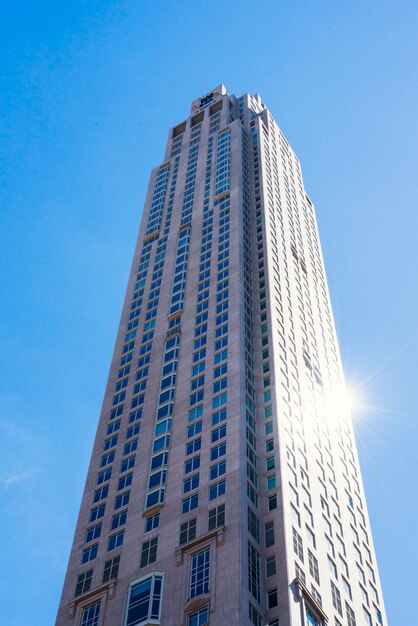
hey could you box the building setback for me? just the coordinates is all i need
[56,85,387,626]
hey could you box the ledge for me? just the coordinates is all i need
[175,526,225,566]
[293,577,328,623]
[68,580,116,619]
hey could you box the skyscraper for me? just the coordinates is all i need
[56,85,387,626]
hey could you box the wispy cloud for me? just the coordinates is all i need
[0,472,30,487]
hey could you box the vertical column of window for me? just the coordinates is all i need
[208,194,230,503]
[146,165,170,237]
[182,136,214,523]
[181,125,201,227]
[244,129,259,513]
[209,110,221,134]
[144,333,181,511]
[214,130,230,197]
[164,155,180,235]
[169,228,191,316]
[171,134,183,158]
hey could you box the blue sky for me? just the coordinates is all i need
[1,1,417,624]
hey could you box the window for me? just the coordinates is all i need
[268,494,278,511]
[210,460,226,480]
[185,456,200,473]
[145,513,160,533]
[85,523,102,543]
[266,555,276,577]
[118,473,133,491]
[182,494,199,514]
[120,455,135,472]
[346,603,356,626]
[97,468,112,485]
[89,504,105,522]
[184,474,200,493]
[248,507,260,542]
[75,569,93,597]
[125,573,163,626]
[208,503,225,530]
[306,610,320,626]
[108,530,124,551]
[210,442,226,461]
[211,424,226,442]
[248,541,260,602]
[190,548,210,598]
[93,485,109,503]
[82,544,98,564]
[188,606,208,626]
[265,520,275,548]
[187,422,202,439]
[267,587,278,609]
[308,550,320,583]
[293,528,304,561]
[249,603,262,626]
[186,438,202,455]
[331,581,342,615]
[81,601,101,626]
[115,491,130,509]
[102,555,120,583]
[180,518,197,545]
[140,537,158,567]
[209,479,226,500]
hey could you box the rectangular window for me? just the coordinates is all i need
[85,523,102,543]
[184,474,200,493]
[102,555,120,583]
[82,544,98,564]
[210,442,226,461]
[308,549,320,583]
[115,491,130,509]
[75,569,93,597]
[188,607,209,626]
[331,581,343,615]
[93,485,109,503]
[248,541,260,602]
[210,460,226,480]
[118,473,133,491]
[267,587,278,609]
[293,527,304,561]
[266,555,276,577]
[111,510,127,530]
[180,518,197,545]
[89,504,105,522]
[209,479,226,500]
[265,520,275,548]
[208,503,225,530]
[248,507,260,543]
[145,513,160,533]
[190,548,210,598]
[140,537,158,567]
[249,603,262,626]
[108,530,124,551]
[182,494,199,514]
[81,601,100,626]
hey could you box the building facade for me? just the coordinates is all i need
[56,85,387,626]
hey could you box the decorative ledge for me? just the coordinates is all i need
[68,580,116,619]
[293,577,328,623]
[175,526,225,566]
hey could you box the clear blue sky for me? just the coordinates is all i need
[1,1,417,624]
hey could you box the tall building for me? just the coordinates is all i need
[56,85,387,626]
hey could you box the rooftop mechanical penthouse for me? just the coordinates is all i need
[56,85,387,626]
